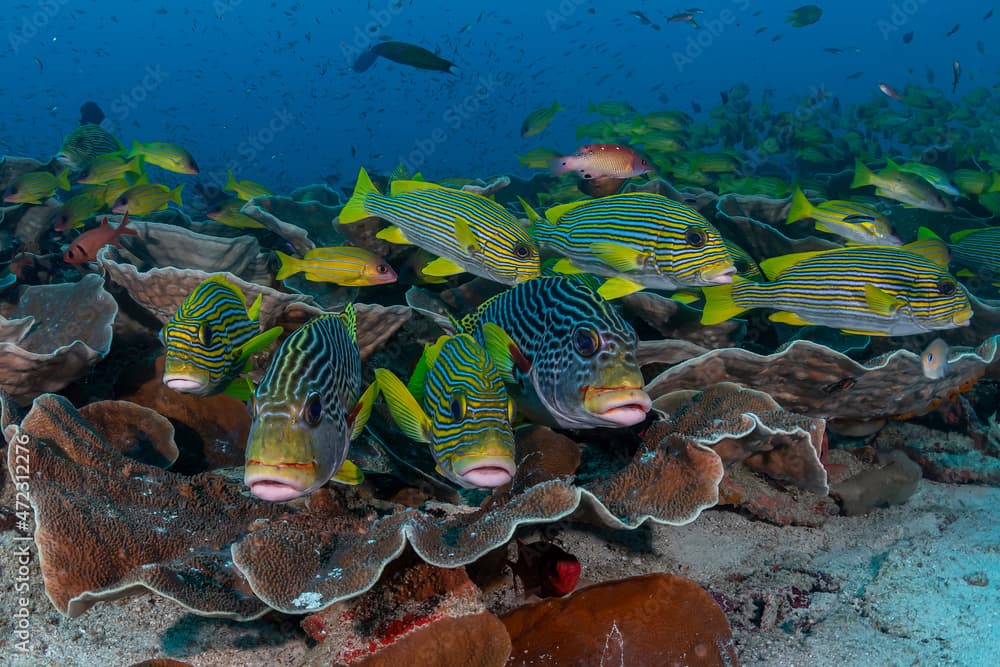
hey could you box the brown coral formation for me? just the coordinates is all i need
[78,399,179,468]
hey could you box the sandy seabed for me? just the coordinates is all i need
[1,479,997,667]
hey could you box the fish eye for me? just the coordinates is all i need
[684,227,706,247]
[303,392,323,426]
[937,280,957,296]
[375,263,389,274]
[572,326,601,357]
[449,392,466,421]
[513,243,531,259]
[198,323,213,346]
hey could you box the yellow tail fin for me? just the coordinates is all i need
[700,277,750,325]
[786,186,814,223]
[850,159,877,189]
[274,250,300,281]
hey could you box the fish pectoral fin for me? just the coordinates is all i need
[348,379,379,441]
[544,199,588,223]
[246,292,264,320]
[222,377,254,401]
[590,241,646,271]
[481,322,530,383]
[550,258,585,275]
[768,311,814,326]
[373,369,431,443]
[376,225,412,245]
[597,277,645,300]
[407,337,447,401]
[864,283,903,315]
[331,459,364,485]
[452,216,481,254]
[670,289,701,305]
[956,268,975,277]
[758,251,823,280]
[236,326,284,365]
[841,328,887,336]
[902,238,950,268]
[420,256,466,277]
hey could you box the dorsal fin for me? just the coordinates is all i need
[339,302,357,342]
[902,238,950,268]
[390,179,449,196]
[758,250,827,281]
[544,199,590,223]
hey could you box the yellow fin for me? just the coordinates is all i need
[389,178,447,195]
[902,239,950,268]
[948,228,977,243]
[235,326,283,364]
[222,377,254,401]
[453,216,481,254]
[768,311,814,326]
[373,369,431,443]
[331,459,364,485]
[956,268,974,277]
[517,196,543,224]
[421,256,466,277]
[850,159,877,189]
[349,379,378,440]
[671,289,701,304]
[597,277,645,300]
[917,226,943,241]
[544,199,590,223]
[339,167,380,224]
[247,293,264,321]
[700,277,749,325]
[590,241,645,271]
[864,283,902,315]
[758,250,825,280]
[786,186,814,224]
[551,258,585,275]
[407,336,448,401]
[376,225,412,245]
[338,302,357,343]
[841,329,887,336]
[481,322,528,383]
[275,250,300,281]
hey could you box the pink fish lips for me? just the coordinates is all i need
[454,457,517,488]
[702,262,737,284]
[245,461,316,502]
[582,386,652,426]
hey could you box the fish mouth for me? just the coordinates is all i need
[162,374,211,395]
[701,262,737,284]
[582,386,652,426]
[245,461,318,501]
[453,456,516,489]
[952,309,973,326]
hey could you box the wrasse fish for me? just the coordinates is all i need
[521,101,564,138]
[528,192,735,299]
[63,212,138,263]
[374,332,516,489]
[460,277,651,430]
[549,143,652,180]
[851,159,953,212]
[126,140,199,175]
[160,275,283,397]
[339,167,540,286]
[225,169,272,200]
[701,243,973,336]
[245,306,378,501]
[786,186,900,245]
[507,539,581,598]
[4,169,71,204]
[111,182,183,215]
[275,246,397,287]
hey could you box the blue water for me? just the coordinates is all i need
[0,1,994,192]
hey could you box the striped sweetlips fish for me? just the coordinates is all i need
[919,226,1000,279]
[527,192,735,300]
[700,241,973,336]
[461,276,651,430]
[160,275,283,397]
[338,167,541,285]
[374,332,517,489]
[244,305,378,501]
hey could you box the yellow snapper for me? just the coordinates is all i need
[374,332,516,489]
[851,159,953,212]
[520,101,564,138]
[127,140,199,174]
[701,242,972,336]
[786,187,900,246]
[3,170,71,204]
[111,183,183,215]
[529,192,735,299]
[225,169,272,200]
[339,167,540,285]
[76,153,144,185]
[160,275,283,398]
[52,191,103,231]
[275,246,398,286]
[244,306,378,501]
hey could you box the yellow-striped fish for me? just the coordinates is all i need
[919,226,1000,277]
[950,169,993,196]
[701,243,972,336]
[225,169,272,200]
[76,153,144,185]
[111,183,183,215]
[339,167,540,285]
[3,170,71,204]
[127,140,199,174]
[206,200,265,229]
[160,275,283,397]
[275,246,397,286]
[851,159,953,212]
[374,332,516,489]
[53,191,103,231]
[529,193,735,299]
[244,306,378,501]
[786,187,900,246]
[520,101,563,138]
[56,124,123,171]
[87,173,147,207]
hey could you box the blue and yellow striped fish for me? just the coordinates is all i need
[786,187,900,246]
[56,124,124,171]
[528,192,735,299]
[919,226,1000,279]
[461,276,651,429]
[244,305,377,501]
[950,169,994,196]
[374,333,516,489]
[700,242,973,336]
[160,275,283,397]
[338,167,540,285]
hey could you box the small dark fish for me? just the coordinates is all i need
[629,10,661,30]
[976,40,985,55]
[79,101,105,125]
[755,26,767,34]
[691,100,702,112]
[824,47,844,54]
[352,48,378,73]
[507,539,581,598]
[984,8,994,20]
[720,89,729,105]
[902,30,914,43]
[847,71,864,79]
[822,377,856,394]
[786,5,822,27]
[952,60,961,94]
[369,41,458,74]
[945,23,960,37]
[772,34,784,42]
[33,56,43,72]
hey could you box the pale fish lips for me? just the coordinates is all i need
[452,455,517,489]
[161,362,212,395]
[582,386,652,426]
[244,462,319,502]
[951,307,973,327]
[701,261,737,284]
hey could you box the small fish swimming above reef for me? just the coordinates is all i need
[786,186,900,245]
[549,143,652,180]
[461,277,651,430]
[339,167,540,285]
[4,169,71,204]
[244,306,378,501]
[63,212,138,264]
[521,101,564,138]
[225,169,271,200]
[275,246,397,287]
[921,338,950,380]
[126,140,199,175]
[375,332,517,489]
[160,275,283,397]
[851,160,953,212]
[111,183,184,215]
[786,5,823,27]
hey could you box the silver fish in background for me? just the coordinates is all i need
[244,305,377,501]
